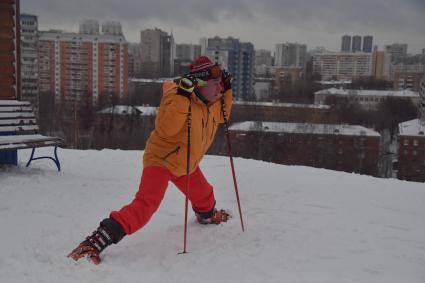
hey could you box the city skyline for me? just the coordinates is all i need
[21,0,425,54]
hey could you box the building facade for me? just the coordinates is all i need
[275,42,307,68]
[255,49,273,66]
[205,36,255,101]
[0,0,20,99]
[128,43,141,77]
[229,121,381,176]
[139,28,174,78]
[385,43,408,63]
[20,13,38,112]
[397,119,425,182]
[274,67,303,84]
[231,101,332,124]
[341,35,351,52]
[352,35,362,52]
[101,21,123,36]
[79,19,99,35]
[312,52,372,81]
[397,76,425,182]
[362,36,373,53]
[372,50,391,80]
[38,27,128,108]
[175,43,200,61]
[314,88,420,110]
[393,72,424,91]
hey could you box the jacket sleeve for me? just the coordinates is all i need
[216,89,233,124]
[156,94,190,137]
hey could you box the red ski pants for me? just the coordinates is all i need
[110,166,215,235]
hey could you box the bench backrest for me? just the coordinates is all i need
[0,100,39,135]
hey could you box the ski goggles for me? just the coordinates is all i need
[190,64,222,82]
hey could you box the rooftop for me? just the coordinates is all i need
[97,105,158,116]
[317,80,352,85]
[229,121,381,137]
[315,88,420,98]
[129,78,177,83]
[233,101,330,109]
[398,119,425,137]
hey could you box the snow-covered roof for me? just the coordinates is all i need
[134,106,158,116]
[317,80,352,85]
[129,78,178,83]
[315,88,419,98]
[97,105,158,116]
[0,100,31,106]
[230,121,380,137]
[233,101,330,109]
[398,119,425,137]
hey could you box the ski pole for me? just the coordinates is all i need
[182,100,192,254]
[220,97,245,232]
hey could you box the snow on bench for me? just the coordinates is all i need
[0,100,63,171]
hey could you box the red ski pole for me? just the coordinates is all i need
[221,98,245,232]
[182,100,192,254]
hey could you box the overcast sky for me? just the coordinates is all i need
[21,0,425,54]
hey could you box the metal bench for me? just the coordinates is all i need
[0,100,63,171]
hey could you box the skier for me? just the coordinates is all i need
[68,56,233,264]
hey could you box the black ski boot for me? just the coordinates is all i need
[68,218,126,265]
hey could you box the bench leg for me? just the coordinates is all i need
[26,146,61,172]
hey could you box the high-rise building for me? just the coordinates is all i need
[174,44,201,76]
[312,52,372,81]
[372,50,390,80]
[20,13,38,113]
[128,43,141,77]
[362,35,373,53]
[385,43,408,63]
[393,71,424,92]
[352,35,362,52]
[102,21,123,36]
[0,0,20,99]
[38,27,129,107]
[341,35,351,52]
[199,37,208,55]
[255,49,273,66]
[275,42,307,68]
[206,36,255,101]
[139,28,174,78]
[390,64,425,91]
[175,44,201,61]
[79,19,99,35]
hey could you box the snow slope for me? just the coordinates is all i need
[1,148,425,283]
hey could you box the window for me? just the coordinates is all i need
[403,150,408,156]
[413,150,417,156]
[403,139,409,146]
[413,139,418,146]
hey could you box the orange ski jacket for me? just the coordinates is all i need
[143,80,233,177]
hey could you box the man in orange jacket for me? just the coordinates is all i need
[68,56,233,264]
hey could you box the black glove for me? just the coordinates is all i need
[221,69,233,92]
[176,74,198,98]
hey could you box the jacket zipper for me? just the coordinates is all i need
[162,146,180,161]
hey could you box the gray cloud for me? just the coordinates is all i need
[21,0,425,52]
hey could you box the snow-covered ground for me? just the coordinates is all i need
[1,148,425,283]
